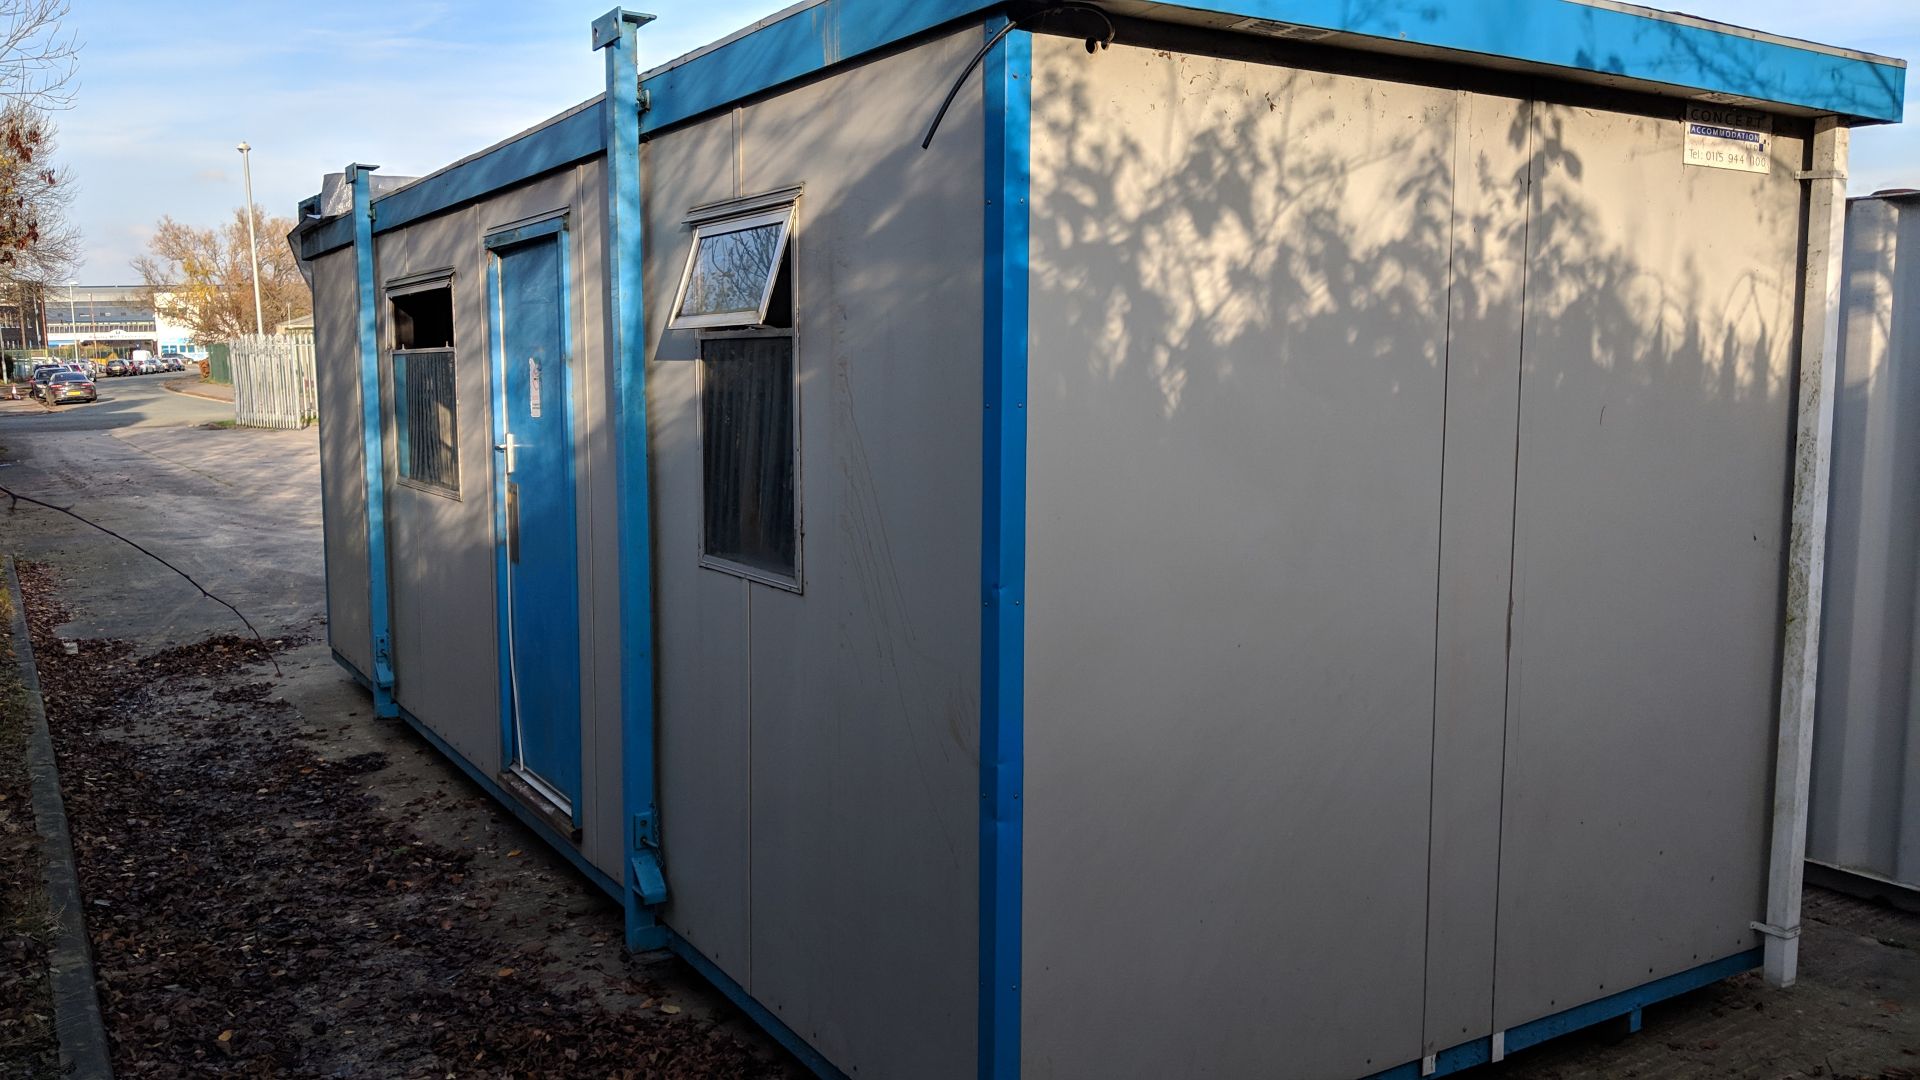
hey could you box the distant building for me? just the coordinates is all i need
[276,314,314,343]
[46,284,206,358]
[0,281,48,352]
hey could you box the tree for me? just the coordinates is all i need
[132,208,310,341]
[0,0,80,294]
[0,100,75,283]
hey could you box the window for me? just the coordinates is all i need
[669,207,794,330]
[680,197,801,587]
[389,279,459,494]
[701,333,797,583]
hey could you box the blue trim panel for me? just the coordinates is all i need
[640,0,986,133]
[298,1,1899,262]
[665,932,852,1080]
[329,650,622,899]
[1169,0,1903,122]
[298,101,608,261]
[638,0,1901,136]
[595,7,671,949]
[1363,949,1762,1079]
[979,20,1030,1080]
[483,215,569,250]
[349,164,398,719]
[390,352,410,481]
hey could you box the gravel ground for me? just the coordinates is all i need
[16,562,796,1079]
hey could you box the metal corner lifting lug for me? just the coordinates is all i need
[629,812,667,906]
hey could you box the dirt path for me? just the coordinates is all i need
[17,561,794,1079]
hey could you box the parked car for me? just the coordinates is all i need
[39,371,96,405]
[29,366,62,394]
[105,358,130,377]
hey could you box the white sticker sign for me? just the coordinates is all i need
[1684,105,1772,174]
[528,357,542,418]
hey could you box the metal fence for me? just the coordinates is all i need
[228,334,318,429]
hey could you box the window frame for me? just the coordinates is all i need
[667,206,795,331]
[385,271,461,498]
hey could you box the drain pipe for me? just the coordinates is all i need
[348,163,399,719]
[592,7,670,951]
[1760,116,1849,988]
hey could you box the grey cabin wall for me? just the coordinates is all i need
[1023,31,1805,1079]
[1812,194,1920,893]
[340,161,625,882]
[313,246,372,679]
[642,25,987,1080]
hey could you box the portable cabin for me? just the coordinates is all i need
[292,3,1907,1077]
[1811,189,1920,902]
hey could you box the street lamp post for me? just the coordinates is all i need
[237,141,265,336]
[65,280,77,363]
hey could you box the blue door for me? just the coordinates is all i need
[493,231,581,818]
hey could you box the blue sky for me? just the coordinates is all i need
[60,0,1920,284]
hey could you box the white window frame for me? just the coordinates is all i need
[667,206,795,330]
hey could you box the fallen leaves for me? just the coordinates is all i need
[17,561,794,1079]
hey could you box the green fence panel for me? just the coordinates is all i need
[205,343,232,385]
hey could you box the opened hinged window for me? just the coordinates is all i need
[669,207,794,330]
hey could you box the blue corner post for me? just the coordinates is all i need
[348,163,398,720]
[592,7,669,952]
[980,18,1030,1080]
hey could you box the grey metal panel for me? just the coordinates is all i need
[644,110,757,981]
[1494,103,1805,1027]
[1422,90,1530,1055]
[566,157,627,878]
[368,165,629,880]
[1023,37,1452,1080]
[374,199,504,780]
[733,30,984,1080]
[466,164,624,875]
[312,248,371,678]
[1811,194,1920,891]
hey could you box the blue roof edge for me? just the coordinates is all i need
[639,0,1904,130]
[297,0,1904,260]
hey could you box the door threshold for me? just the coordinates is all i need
[499,768,581,843]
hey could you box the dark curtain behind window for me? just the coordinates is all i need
[701,334,796,578]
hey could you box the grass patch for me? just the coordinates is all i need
[200,419,237,430]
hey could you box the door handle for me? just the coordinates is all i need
[506,482,521,564]
[494,432,517,473]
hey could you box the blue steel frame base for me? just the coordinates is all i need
[331,651,839,1075]
[1365,949,1762,1079]
[330,650,618,899]
[340,644,1761,1080]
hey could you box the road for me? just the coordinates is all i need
[0,374,318,646]
[0,371,231,433]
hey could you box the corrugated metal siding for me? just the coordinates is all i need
[1811,194,1920,892]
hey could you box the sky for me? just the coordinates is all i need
[56,0,1920,285]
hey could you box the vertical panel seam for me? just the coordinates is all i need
[1487,98,1538,1030]
[1421,88,1468,1055]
